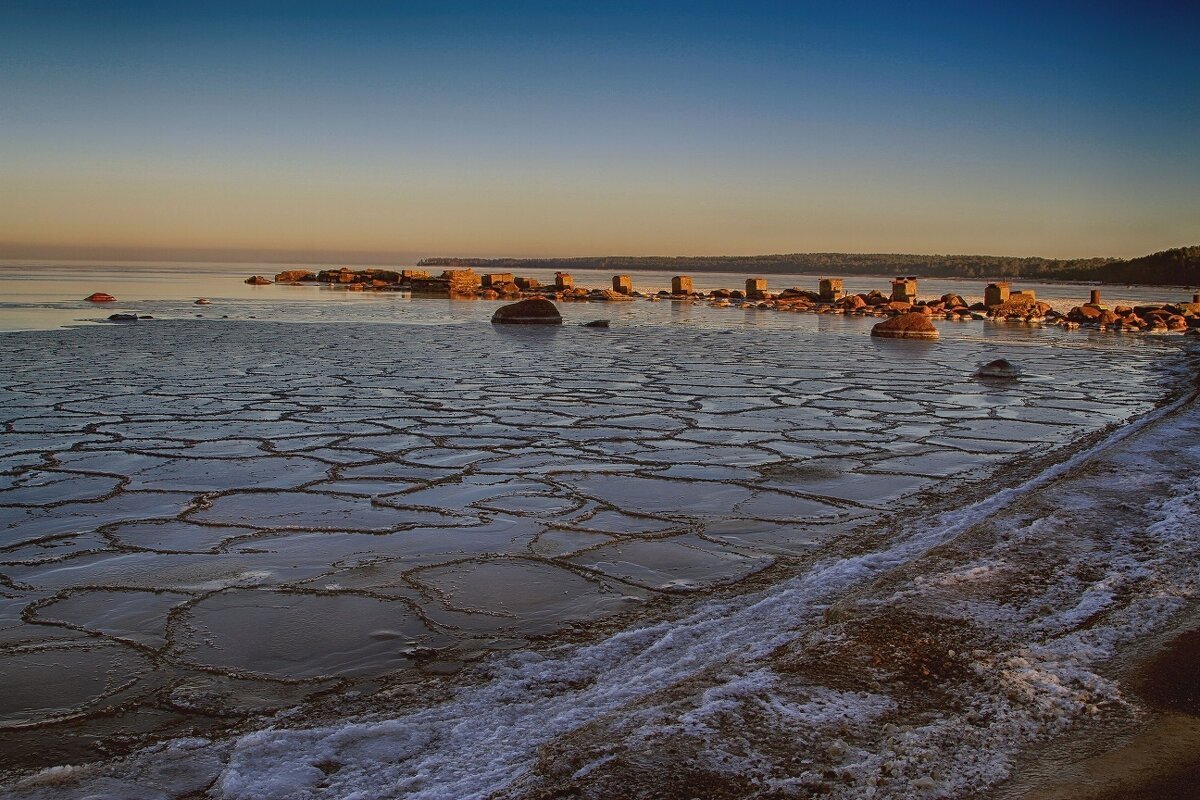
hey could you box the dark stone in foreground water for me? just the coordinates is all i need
[491,297,563,325]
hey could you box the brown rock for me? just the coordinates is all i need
[244,276,272,285]
[991,294,1042,317]
[941,293,967,308]
[975,359,1020,379]
[590,289,633,302]
[871,312,939,340]
[85,292,117,302]
[442,269,482,294]
[274,270,315,283]
[491,297,563,325]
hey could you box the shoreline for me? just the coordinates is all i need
[995,609,1200,800]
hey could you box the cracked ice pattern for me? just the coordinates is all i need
[0,314,1179,772]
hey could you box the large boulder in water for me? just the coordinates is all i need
[244,275,272,285]
[871,312,939,340]
[491,298,563,325]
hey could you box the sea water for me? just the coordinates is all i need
[0,262,1196,798]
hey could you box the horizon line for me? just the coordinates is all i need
[1,241,1174,267]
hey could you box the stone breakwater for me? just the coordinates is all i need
[250,270,1200,335]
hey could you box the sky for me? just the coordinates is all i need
[1,0,1198,261]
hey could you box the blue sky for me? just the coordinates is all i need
[1,1,1197,259]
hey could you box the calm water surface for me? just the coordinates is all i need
[2,260,1197,332]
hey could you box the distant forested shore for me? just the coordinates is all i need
[419,246,1200,286]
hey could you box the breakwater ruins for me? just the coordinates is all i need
[247,268,1200,335]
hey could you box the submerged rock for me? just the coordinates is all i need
[871,313,939,340]
[107,313,139,322]
[975,359,1021,379]
[583,320,610,328]
[85,292,116,302]
[491,298,563,325]
[194,298,212,305]
[244,276,272,285]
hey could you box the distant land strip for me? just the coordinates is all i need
[420,246,1200,286]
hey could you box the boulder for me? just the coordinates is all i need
[274,270,315,283]
[194,298,212,305]
[589,289,633,302]
[583,319,610,328]
[85,292,116,302]
[107,313,139,322]
[871,312,939,340]
[839,295,866,310]
[975,359,1020,379]
[244,275,272,285]
[491,298,563,325]
[941,293,967,308]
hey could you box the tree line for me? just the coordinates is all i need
[418,246,1200,286]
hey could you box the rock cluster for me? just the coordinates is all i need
[1063,302,1200,332]
[241,269,1200,339]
